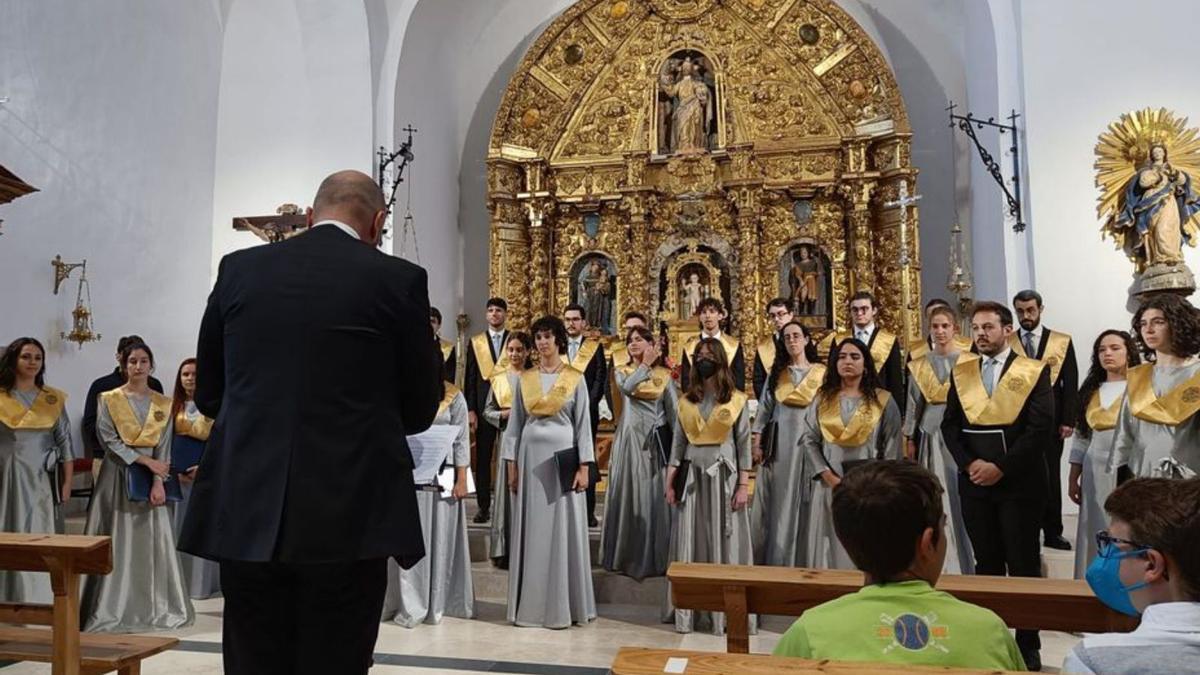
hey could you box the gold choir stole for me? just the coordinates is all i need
[174,410,214,441]
[569,338,600,372]
[774,364,826,408]
[610,342,632,370]
[907,353,971,405]
[684,333,741,363]
[756,337,776,372]
[818,329,896,367]
[438,382,462,417]
[1009,330,1071,385]
[520,367,584,417]
[677,390,748,445]
[490,370,516,409]
[1125,363,1200,426]
[907,336,973,362]
[471,333,510,380]
[1085,388,1124,431]
[817,390,892,447]
[620,365,672,401]
[0,386,66,430]
[951,355,1044,426]
[101,389,172,447]
[439,338,454,364]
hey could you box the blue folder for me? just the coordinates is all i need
[126,463,183,503]
[171,435,206,475]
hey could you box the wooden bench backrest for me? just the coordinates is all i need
[612,648,1024,674]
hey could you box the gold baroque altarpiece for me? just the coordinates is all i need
[487,0,922,374]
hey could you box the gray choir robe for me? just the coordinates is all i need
[484,374,516,567]
[802,393,902,570]
[600,364,677,581]
[383,391,475,627]
[667,392,755,635]
[81,391,194,632]
[0,389,75,603]
[501,372,597,629]
[1110,362,1200,478]
[1071,381,1125,579]
[750,365,817,568]
[170,400,221,600]
[903,352,974,575]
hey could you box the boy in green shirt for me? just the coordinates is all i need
[773,461,1027,671]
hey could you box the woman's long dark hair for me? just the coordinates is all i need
[1075,330,1140,439]
[505,331,534,369]
[0,337,46,392]
[819,338,883,408]
[767,320,819,391]
[529,315,568,355]
[171,358,197,420]
[684,337,736,404]
[1133,294,1200,360]
[625,325,665,367]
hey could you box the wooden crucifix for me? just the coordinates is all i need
[232,203,309,243]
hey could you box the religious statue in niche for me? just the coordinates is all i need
[574,255,616,333]
[679,265,710,318]
[658,51,717,155]
[782,243,831,328]
[1097,107,1200,295]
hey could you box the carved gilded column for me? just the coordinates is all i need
[842,179,877,296]
[525,199,553,322]
[487,158,531,328]
[621,192,654,316]
[729,185,763,387]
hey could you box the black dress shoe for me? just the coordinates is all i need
[588,516,599,528]
[1044,535,1072,551]
[472,510,490,524]
[1021,648,1042,671]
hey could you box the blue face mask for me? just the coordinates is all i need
[1085,543,1150,617]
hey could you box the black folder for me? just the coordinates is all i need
[653,424,672,467]
[761,421,780,466]
[671,459,690,500]
[126,463,183,503]
[963,428,1008,463]
[48,464,65,506]
[553,447,581,494]
[170,435,205,475]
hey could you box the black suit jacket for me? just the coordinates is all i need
[941,352,1054,501]
[571,339,607,435]
[867,328,905,415]
[463,330,508,414]
[81,369,163,459]
[1024,328,1079,428]
[180,225,440,566]
[752,333,783,399]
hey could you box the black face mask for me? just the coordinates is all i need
[695,359,718,379]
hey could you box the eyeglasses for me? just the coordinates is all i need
[1095,530,1151,558]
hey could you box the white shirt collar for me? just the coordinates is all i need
[487,327,505,339]
[314,219,360,241]
[569,335,583,344]
[1023,323,1044,340]
[855,323,876,338]
[701,329,722,339]
[986,347,1011,365]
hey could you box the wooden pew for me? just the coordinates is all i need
[668,562,1139,654]
[612,647,1024,674]
[0,533,178,675]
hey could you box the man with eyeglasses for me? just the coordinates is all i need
[819,291,905,413]
[752,297,794,399]
[1063,477,1200,673]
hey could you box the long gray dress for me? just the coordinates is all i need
[1109,361,1200,478]
[484,371,517,568]
[903,352,973,574]
[667,392,754,635]
[170,400,221,599]
[501,371,597,629]
[802,393,902,570]
[600,364,677,581]
[750,365,821,568]
[383,390,475,627]
[81,391,194,632]
[1071,381,1125,579]
[0,388,74,603]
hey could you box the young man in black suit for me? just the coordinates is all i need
[941,301,1054,671]
[752,297,793,399]
[462,297,510,523]
[183,170,441,675]
[564,302,607,528]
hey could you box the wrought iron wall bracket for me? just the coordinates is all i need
[948,103,1025,233]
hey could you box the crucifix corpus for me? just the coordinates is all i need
[232,203,308,243]
[884,180,921,346]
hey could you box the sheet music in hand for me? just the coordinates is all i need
[407,425,459,485]
[435,464,476,496]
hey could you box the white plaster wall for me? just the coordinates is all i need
[0,0,223,447]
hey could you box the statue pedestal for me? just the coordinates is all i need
[1136,263,1197,298]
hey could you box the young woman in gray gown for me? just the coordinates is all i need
[485,331,532,569]
[81,341,193,632]
[1067,330,1137,578]
[665,337,753,634]
[0,337,75,603]
[169,358,221,599]
[1110,294,1200,479]
[750,320,824,567]
[601,325,676,580]
[903,306,973,574]
[501,316,597,629]
[803,338,902,570]
[383,380,474,626]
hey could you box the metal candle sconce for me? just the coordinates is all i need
[52,255,102,348]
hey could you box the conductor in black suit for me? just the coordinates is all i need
[563,302,607,527]
[180,170,441,675]
[941,301,1053,671]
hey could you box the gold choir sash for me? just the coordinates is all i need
[621,365,672,401]
[1010,330,1071,385]
[1126,363,1200,426]
[756,337,777,371]
[174,410,213,441]
[490,370,516,409]
[437,382,461,417]
[610,343,632,369]
[0,386,66,431]
[678,390,748,445]
[774,364,826,408]
[440,338,454,364]
[685,333,741,363]
[817,329,895,367]
[520,367,585,417]
[569,338,600,371]
[818,391,892,447]
[908,336,973,362]
[952,356,1044,426]
[102,389,172,448]
[471,333,510,380]
[1085,389,1123,431]
[907,353,973,405]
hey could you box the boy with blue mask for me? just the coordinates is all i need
[1064,477,1200,674]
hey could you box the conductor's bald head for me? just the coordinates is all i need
[308,170,388,246]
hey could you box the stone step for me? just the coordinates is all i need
[471,559,668,605]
